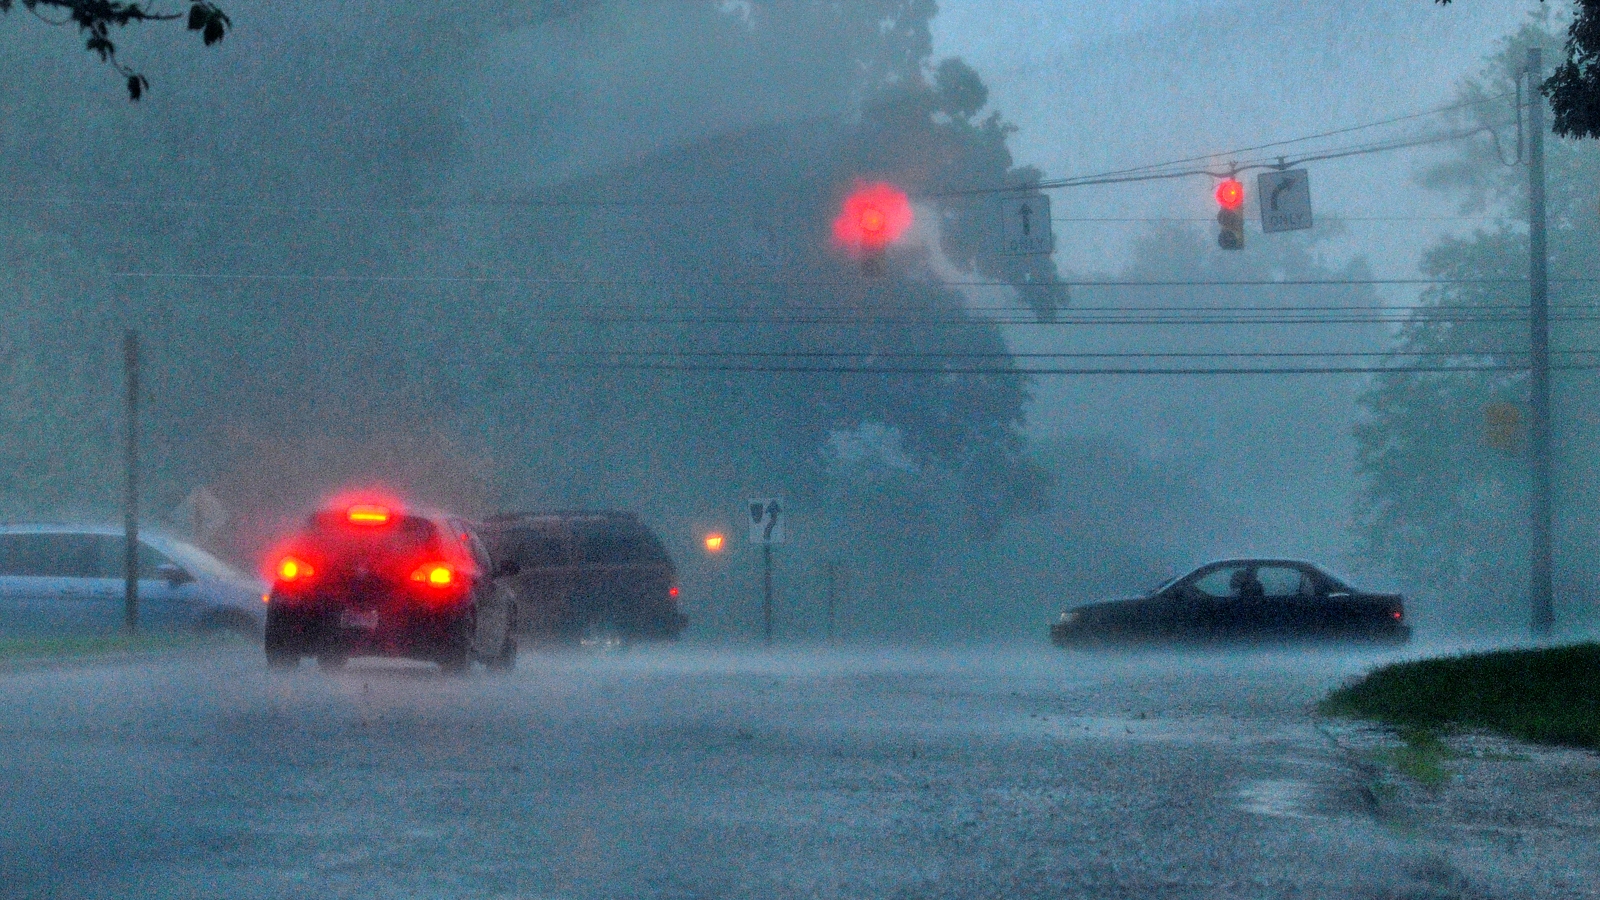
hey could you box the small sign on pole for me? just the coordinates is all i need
[998,193,1054,255]
[748,498,784,647]
[1257,169,1313,233]
[748,498,784,544]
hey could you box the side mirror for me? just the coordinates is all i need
[492,559,520,578]
[155,562,194,587]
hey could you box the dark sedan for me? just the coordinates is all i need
[1050,558,1411,646]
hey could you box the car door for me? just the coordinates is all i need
[500,521,574,637]
[1180,564,1255,637]
[0,532,119,635]
[76,535,206,631]
[1253,565,1310,636]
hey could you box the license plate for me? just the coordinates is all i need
[340,609,379,630]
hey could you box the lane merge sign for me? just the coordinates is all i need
[1257,169,1312,233]
[748,498,784,544]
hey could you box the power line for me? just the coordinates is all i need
[107,271,1598,288]
[1038,92,1514,185]
[536,349,1600,360]
[3,93,1516,216]
[539,361,1595,377]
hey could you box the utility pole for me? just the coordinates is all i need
[823,561,837,643]
[762,543,773,647]
[1527,47,1554,638]
[123,329,140,634]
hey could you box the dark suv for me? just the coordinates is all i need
[263,504,517,672]
[476,511,685,645]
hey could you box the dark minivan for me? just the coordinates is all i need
[476,511,686,645]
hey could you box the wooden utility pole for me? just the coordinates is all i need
[123,329,140,633]
[1527,48,1554,638]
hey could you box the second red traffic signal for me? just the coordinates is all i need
[1215,178,1244,250]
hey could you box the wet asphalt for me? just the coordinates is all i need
[0,640,1580,899]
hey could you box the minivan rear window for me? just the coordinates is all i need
[573,521,668,565]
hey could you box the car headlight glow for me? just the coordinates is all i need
[1058,610,1080,626]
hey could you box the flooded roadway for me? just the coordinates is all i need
[0,641,1591,899]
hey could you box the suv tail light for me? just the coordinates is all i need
[669,585,680,599]
[277,556,314,582]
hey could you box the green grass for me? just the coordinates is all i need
[1319,642,1600,751]
[0,632,208,661]
[1378,727,1457,788]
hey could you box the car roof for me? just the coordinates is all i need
[0,523,172,539]
[482,510,645,526]
[1194,557,1328,570]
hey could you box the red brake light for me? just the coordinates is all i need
[1391,609,1403,621]
[410,563,454,587]
[669,585,680,598]
[277,556,314,582]
[347,504,391,525]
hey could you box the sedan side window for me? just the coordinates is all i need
[1190,567,1244,599]
[1256,566,1307,599]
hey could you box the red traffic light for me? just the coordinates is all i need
[833,182,913,252]
[1214,178,1244,210]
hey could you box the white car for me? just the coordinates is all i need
[0,525,266,636]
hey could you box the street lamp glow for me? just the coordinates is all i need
[704,533,725,553]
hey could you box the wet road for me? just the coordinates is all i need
[0,642,1584,899]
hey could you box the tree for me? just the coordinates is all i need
[1437,0,1600,138]
[0,0,229,99]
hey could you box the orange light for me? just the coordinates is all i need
[347,504,391,525]
[704,533,725,553]
[410,563,454,587]
[277,556,314,582]
[261,593,270,604]
[859,205,886,234]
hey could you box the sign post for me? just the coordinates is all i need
[123,329,140,634]
[748,498,784,646]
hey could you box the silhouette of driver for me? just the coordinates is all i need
[1229,567,1265,601]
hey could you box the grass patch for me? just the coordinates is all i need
[1319,642,1600,751]
[0,632,206,661]
[1379,727,1457,788]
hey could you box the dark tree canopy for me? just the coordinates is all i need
[0,0,228,99]
[1438,0,1600,138]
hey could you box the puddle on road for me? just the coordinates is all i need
[1236,778,1316,819]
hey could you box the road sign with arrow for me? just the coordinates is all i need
[748,498,784,544]
[999,193,1054,255]
[1257,169,1312,233]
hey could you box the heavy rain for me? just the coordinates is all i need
[2,1,1598,898]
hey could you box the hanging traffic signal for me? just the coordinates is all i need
[834,182,912,274]
[1215,178,1245,250]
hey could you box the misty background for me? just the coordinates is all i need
[1,0,1595,640]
